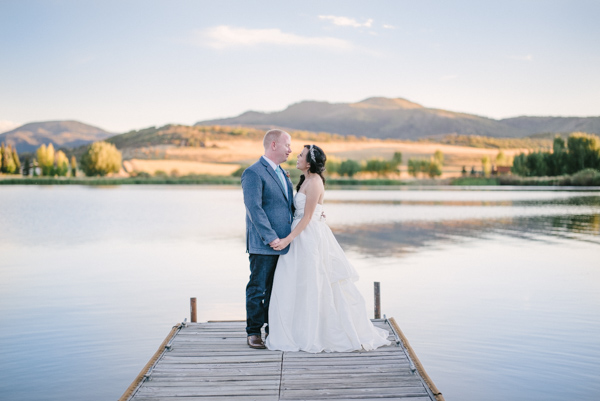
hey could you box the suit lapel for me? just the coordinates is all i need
[261,158,288,199]
[286,174,294,209]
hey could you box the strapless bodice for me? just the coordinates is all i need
[293,192,324,220]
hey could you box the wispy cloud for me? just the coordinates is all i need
[198,25,352,50]
[382,24,396,30]
[509,54,534,62]
[318,15,373,28]
[0,120,20,134]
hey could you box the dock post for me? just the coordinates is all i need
[190,297,197,323]
[374,282,381,319]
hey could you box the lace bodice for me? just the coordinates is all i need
[293,192,324,220]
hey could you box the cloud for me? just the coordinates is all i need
[0,120,20,134]
[199,25,352,50]
[382,24,396,30]
[318,15,373,28]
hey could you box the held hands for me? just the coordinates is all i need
[271,236,292,251]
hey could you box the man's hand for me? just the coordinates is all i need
[269,238,281,248]
[273,237,292,251]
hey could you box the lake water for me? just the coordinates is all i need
[0,185,599,401]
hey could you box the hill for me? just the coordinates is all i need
[196,97,600,139]
[0,120,113,153]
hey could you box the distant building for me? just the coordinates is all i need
[496,166,511,175]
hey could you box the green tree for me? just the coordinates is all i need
[364,159,386,176]
[232,165,248,177]
[0,143,6,173]
[546,137,567,176]
[325,158,341,175]
[22,155,31,176]
[525,152,547,176]
[495,150,511,166]
[418,160,429,177]
[481,155,492,177]
[408,159,430,178]
[407,159,418,177]
[1,143,17,174]
[566,133,600,174]
[80,141,122,176]
[433,150,444,166]
[512,153,528,176]
[338,159,361,177]
[553,136,566,153]
[391,152,402,176]
[36,143,55,176]
[70,155,77,177]
[55,150,69,176]
[427,161,442,178]
[11,147,21,173]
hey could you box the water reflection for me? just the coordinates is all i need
[1,186,599,401]
[335,213,600,257]
[326,195,600,208]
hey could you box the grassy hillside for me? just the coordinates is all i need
[196,96,600,140]
[429,133,555,150]
[0,120,112,153]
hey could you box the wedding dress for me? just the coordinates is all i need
[265,192,391,353]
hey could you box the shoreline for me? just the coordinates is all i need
[1,175,599,188]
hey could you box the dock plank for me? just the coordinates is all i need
[123,320,441,401]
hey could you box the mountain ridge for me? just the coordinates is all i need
[0,120,113,153]
[196,97,600,139]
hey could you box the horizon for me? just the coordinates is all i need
[1,1,599,133]
[2,94,599,135]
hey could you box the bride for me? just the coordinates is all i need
[265,145,390,353]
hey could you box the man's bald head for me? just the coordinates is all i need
[263,129,292,164]
[263,129,288,150]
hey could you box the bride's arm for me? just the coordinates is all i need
[272,179,323,251]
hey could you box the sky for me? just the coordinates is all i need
[1,0,599,133]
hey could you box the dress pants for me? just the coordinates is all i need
[246,254,279,336]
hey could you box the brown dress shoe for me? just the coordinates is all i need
[247,335,266,349]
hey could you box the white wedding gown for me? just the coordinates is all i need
[265,192,391,353]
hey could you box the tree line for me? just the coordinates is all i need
[0,143,21,174]
[1,141,122,177]
[323,151,446,179]
[511,133,600,177]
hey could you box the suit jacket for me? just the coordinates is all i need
[242,157,294,255]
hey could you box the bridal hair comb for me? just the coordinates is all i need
[309,145,316,162]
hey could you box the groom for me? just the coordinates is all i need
[241,129,294,349]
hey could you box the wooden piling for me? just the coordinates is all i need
[190,297,197,323]
[374,281,381,319]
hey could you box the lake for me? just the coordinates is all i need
[0,185,599,401]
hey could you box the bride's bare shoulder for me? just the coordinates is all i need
[304,176,324,193]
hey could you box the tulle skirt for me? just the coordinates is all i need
[265,213,390,353]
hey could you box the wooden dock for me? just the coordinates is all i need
[119,318,443,401]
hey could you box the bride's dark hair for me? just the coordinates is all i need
[296,144,326,191]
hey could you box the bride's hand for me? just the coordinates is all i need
[273,237,292,251]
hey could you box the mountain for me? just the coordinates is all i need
[196,97,600,139]
[0,121,113,153]
[501,116,600,136]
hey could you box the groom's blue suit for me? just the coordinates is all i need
[242,156,294,336]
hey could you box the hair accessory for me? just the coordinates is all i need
[309,145,316,162]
